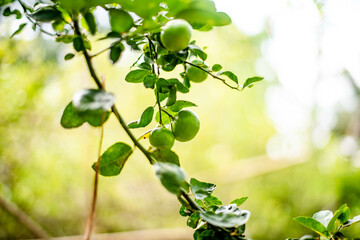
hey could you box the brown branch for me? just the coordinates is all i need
[0,194,51,239]
[83,121,104,240]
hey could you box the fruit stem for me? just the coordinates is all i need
[184,60,240,90]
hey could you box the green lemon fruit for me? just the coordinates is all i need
[186,60,209,83]
[150,127,175,148]
[172,110,200,142]
[160,19,192,52]
[109,9,134,33]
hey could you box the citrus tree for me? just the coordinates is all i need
[1,0,360,240]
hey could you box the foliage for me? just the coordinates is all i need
[1,0,359,240]
[288,204,360,240]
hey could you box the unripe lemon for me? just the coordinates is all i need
[149,127,175,148]
[172,110,200,142]
[160,19,192,52]
[186,60,208,83]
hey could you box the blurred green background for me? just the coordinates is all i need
[1,1,360,240]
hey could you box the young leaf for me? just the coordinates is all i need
[188,45,207,61]
[230,197,248,207]
[128,107,154,129]
[150,148,180,166]
[155,109,173,125]
[125,69,150,83]
[64,53,75,60]
[203,195,222,207]
[200,204,250,228]
[60,102,85,129]
[84,12,96,35]
[190,178,216,200]
[219,71,238,84]
[187,211,201,229]
[338,206,351,224]
[241,76,264,90]
[293,217,330,238]
[96,142,133,176]
[327,204,348,232]
[169,100,197,112]
[211,64,222,72]
[166,85,177,106]
[72,89,115,113]
[154,162,188,195]
[167,78,189,93]
[313,210,333,228]
[10,23,26,38]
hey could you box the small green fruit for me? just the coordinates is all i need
[160,19,192,52]
[172,110,200,142]
[186,60,208,83]
[150,127,175,148]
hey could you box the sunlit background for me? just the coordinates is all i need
[1,0,360,239]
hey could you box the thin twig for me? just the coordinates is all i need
[90,46,112,58]
[83,119,104,240]
[184,60,240,91]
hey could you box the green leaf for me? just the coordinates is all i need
[72,89,114,127]
[200,204,250,228]
[179,206,190,217]
[128,107,154,129]
[338,206,351,224]
[293,217,330,238]
[241,76,264,90]
[313,210,333,228]
[166,85,177,106]
[167,78,189,93]
[84,12,96,35]
[73,37,84,52]
[125,69,150,83]
[230,197,248,207]
[110,44,124,64]
[10,23,26,38]
[211,64,222,72]
[143,74,157,89]
[30,7,61,22]
[109,8,134,33]
[56,35,75,44]
[60,102,85,129]
[219,71,238,84]
[190,178,216,200]
[156,78,171,93]
[138,62,152,71]
[64,53,75,60]
[169,100,197,112]
[188,45,207,61]
[72,89,115,112]
[3,7,21,19]
[0,0,15,7]
[96,142,133,176]
[203,195,222,207]
[187,211,201,229]
[154,162,188,195]
[151,148,180,166]
[155,109,173,125]
[327,204,348,232]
